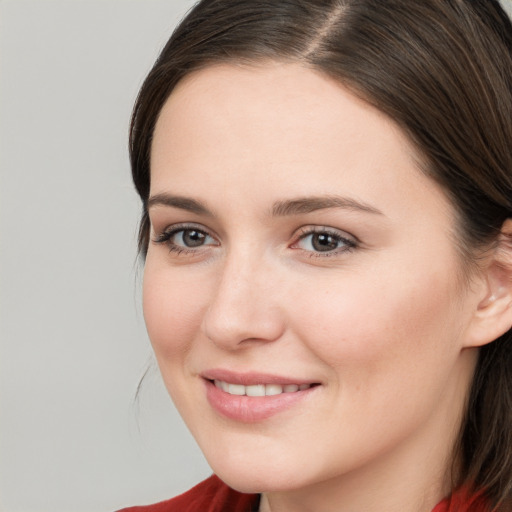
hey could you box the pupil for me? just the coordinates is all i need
[183,230,205,247]
[312,233,337,252]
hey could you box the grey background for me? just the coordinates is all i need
[1,1,511,511]
[0,1,209,512]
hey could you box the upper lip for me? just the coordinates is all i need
[201,369,320,386]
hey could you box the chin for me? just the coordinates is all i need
[213,467,299,495]
[203,447,321,495]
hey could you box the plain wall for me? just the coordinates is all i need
[0,2,209,512]
[1,1,512,511]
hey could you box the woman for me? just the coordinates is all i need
[120,0,512,511]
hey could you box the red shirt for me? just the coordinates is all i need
[118,475,490,512]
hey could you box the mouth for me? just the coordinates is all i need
[201,371,321,422]
[211,380,316,397]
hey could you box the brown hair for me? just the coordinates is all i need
[130,0,512,509]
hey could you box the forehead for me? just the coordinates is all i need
[150,62,452,226]
[153,62,417,167]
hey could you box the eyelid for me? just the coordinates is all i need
[153,222,209,239]
[151,222,358,259]
[152,222,219,252]
[290,225,359,256]
[295,225,358,242]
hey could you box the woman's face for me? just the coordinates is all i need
[144,63,483,498]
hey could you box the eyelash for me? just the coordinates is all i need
[292,227,358,258]
[153,223,217,256]
[152,224,358,258]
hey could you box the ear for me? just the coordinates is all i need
[464,219,512,348]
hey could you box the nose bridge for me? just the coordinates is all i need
[202,246,284,348]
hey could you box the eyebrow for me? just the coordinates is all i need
[147,193,213,216]
[147,193,383,217]
[271,195,383,217]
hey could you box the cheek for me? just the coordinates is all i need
[284,262,470,453]
[142,262,208,361]
[290,262,464,377]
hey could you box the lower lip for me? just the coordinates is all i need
[204,380,318,423]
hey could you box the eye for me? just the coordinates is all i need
[172,229,212,248]
[293,228,357,255]
[153,224,218,253]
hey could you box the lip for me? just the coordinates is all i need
[201,369,318,386]
[201,369,321,423]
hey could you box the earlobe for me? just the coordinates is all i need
[465,219,512,348]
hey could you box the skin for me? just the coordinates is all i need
[143,63,499,512]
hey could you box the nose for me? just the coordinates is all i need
[201,253,286,350]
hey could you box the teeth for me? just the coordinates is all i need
[227,383,246,395]
[214,379,229,392]
[214,380,312,396]
[246,384,266,397]
[265,384,283,395]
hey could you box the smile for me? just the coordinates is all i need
[203,373,320,422]
[213,380,313,396]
